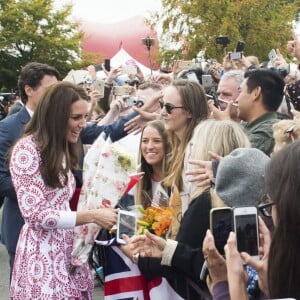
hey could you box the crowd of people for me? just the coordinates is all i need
[1,26,300,300]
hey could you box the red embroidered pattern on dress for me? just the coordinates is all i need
[9,135,93,300]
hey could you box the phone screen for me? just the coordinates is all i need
[185,71,198,82]
[211,209,232,255]
[229,52,242,60]
[117,212,137,243]
[235,214,259,256]
[201,75,213,88]
[268,49,277,61]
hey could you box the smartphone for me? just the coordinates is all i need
[229,52,242,61]
[210,207,233,255]
[233,206,260,259]
[121,65,137,76]
[113,86,131,96]
[268,49,277,61]
[116,210,137,245]
[93,79,105,96]
[236,41,245,52]
[201,75,213,88]
[104,58,111,72]
[185,71,199,82]
[177,60,195,70]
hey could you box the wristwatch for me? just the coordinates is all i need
[132,253,140,264]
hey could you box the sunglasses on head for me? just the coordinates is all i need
[159,101,185,114]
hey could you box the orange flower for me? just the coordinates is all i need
[138,206,173,237]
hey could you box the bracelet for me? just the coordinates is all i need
[132,253,139,264]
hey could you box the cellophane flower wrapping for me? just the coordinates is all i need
[70,133,136,271]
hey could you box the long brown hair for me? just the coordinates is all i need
[162,79,209,191]
[24,81,89,188]
[135,120,170,208]
[265,141,300,298]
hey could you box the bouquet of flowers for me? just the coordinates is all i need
[70,133,140,272]
[137,205,173,237]
[134,187,173,238]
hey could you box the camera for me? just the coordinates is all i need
[126,97,144,107]
[216,36,230,47]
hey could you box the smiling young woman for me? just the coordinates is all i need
[9,81,118,300]
[135,120,170,209]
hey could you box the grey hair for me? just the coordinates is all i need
[221,70,245,87]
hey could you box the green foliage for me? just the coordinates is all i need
[151,0,300,65]
[0,0,84,91]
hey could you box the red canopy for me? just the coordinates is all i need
[80,16,159,68]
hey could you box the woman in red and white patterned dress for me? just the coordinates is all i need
[9,82,118,299]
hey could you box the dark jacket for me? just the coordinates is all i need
[242,112,278,156]
[0,107,30,252]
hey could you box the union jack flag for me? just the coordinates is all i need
[95,240,183,300]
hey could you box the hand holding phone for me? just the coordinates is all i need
[116,210,137,245]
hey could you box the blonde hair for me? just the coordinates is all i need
[273,119,300,153]
[190,119,251,199]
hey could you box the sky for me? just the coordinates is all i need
[54,0,162,23]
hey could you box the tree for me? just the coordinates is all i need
[0,0,84,91]
[151,0,300,65]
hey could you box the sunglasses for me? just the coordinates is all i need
[159,101,185,114]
